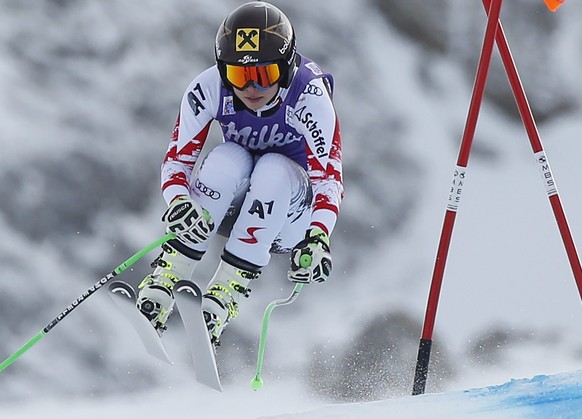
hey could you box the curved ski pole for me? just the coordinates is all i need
[250,282,304,390]
[0,232,175,374]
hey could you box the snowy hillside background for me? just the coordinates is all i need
[2,0,582,415]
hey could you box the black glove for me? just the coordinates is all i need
[162,196,214,244]
[288,228,332,283]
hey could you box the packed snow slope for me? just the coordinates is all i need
[1,369,582,418]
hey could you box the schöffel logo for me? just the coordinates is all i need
[293,105,327,158]
[236,28,259,52]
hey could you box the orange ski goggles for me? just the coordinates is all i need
[225,63,281,90]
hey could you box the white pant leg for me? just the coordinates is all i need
[187,142,253,253]
[225,153,312,267]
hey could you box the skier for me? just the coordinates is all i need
[137,1,343,347]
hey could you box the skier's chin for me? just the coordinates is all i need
[242,96,268,110]
[235,84,279,110]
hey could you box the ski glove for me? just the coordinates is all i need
[288,228,332,283]
[162,196,214,245]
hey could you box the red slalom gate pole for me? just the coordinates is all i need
[411,0,503,396]
[482,0,582,297]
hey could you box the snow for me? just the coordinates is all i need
[2,0,582,417]
[1,369,582,418]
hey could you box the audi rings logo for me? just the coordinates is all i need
[195,179,221,200]
[303,83,323,96]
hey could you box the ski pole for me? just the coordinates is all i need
[250,282,304,390]
[0,232,175,374]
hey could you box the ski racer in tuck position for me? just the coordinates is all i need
[137,1,344,347]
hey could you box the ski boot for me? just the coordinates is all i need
[202,256,261,346]
[137,241,199,332]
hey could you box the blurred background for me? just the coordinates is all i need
[2,0,582,406]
